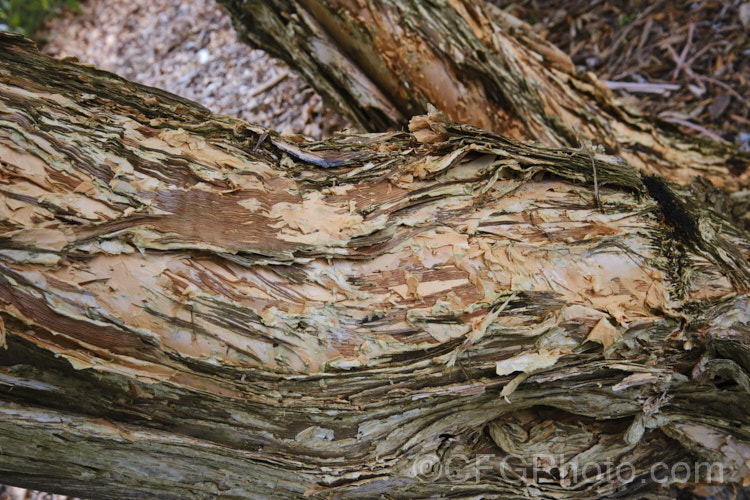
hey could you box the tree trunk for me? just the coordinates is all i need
[217,0,750,194]
[1,32,750,499]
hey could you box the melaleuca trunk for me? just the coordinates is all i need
[0,33,749,499]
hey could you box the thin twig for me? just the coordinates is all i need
[253,130,269,151]
[663,43,704,90]
[601,2,660,61]
[661,117,726,142]
[604,81,680,94]
[581,140,602,211]
[695,74,749,106]
[248,70,289,97]
[671,23,694,81]
[636,16,654,55]
[685,41,721,68]
[729,114,750,126]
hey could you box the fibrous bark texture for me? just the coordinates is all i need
[218,0,750,193]
[1,33,750,499]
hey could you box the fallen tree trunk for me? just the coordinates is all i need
[1,33,750,499]
[218,0,750,193]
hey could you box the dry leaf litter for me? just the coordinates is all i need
[495,0,750,150]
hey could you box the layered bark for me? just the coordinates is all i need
[1,33,750,499]
[218,0,750,193]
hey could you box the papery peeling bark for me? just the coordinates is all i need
[0,34,749,499]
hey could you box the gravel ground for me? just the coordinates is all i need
[1,485,80,500]
[40,0,350,139]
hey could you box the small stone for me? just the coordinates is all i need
[197,49,210,64]
[740,2,750,32]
